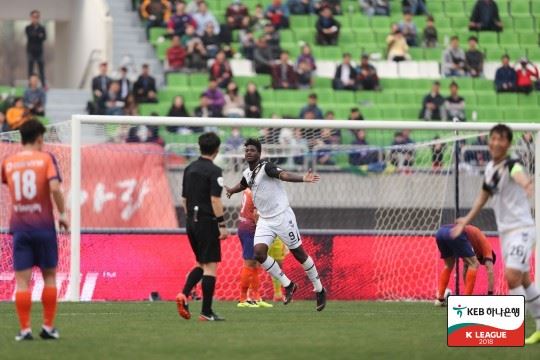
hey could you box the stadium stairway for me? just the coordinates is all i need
[45,89,90,124]
[107,0,164,86]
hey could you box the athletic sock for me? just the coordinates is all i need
[437,267,452,300]
[509,285,526,297]
[524,284,540,330]
[182,267,203,297]
[41,286,57,328]
[201,275,216,315]
[15,290,32,331]
[239,267,251,302]
[302,256,323,292]
[464,267,478,295]
[260,256,291,287]
[249,267,261,301]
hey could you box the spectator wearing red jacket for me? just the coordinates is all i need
[265,0,290,29]
[515,57,539,94]
[226,0,250,30]
[167,35,187,71]
[209,50,233,89]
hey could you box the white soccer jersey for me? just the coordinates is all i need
[241,161,290,218]
[483,158,534,233]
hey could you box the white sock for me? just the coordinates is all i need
[261,256,291,287]
[525,284,540,331]
[302,256,323,293]
[509,285,525,297]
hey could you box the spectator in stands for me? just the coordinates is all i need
[469,0,503,32]
[296,59,315,89]
[423,16,438,48]
[316,0,342,14]
[193,1,220,36]
[165,95,190,133]
[223,82,245,118]
[118,67,131,101]
[23,74,46,116]
[390,130,415,168]
[356,54,380,90]
[101,81,125,116]
[240,29,256,60]
[203,79,225,116]
[182,24,207,70]
[194,94,219,123]
[265,0,290,29]
[464,135,490,167]
[494,55,517,92]
[226,0,250,29]
[444,82,466,121]
[248,4,268,33]
[201,22,221,59]
[140,0,171,39]
[92,62,112,103]
[167,35,187,72]
[0,111,10,133]
[25,10,47,87]
[123,94,138,116]
[253,36,274,74]
[244,82,262,118]
[209,50,233,89]
[6,98,31,130]
[167,2,196,37]
[402,0,427,15]
[226,127,246,150]
[263,23,281,59]
[419,81,446,121]
[185,0,201,14]
[316,6,340,46]
[442,36,466,77]
[272,51,298,89]
[359,0,390,17]
[133,64,158,103]
[349,107,364,121]
[325,110,342,141]
[127,118,164,146]
[349,129,378,166]
[288,0,315,14]
[386,27,410,62]
[315,128,338,165]
[431,136,446,170]
[296,44,317,71]
[465,36,484,78]
[299,93,324,119]
[399,12,417,47]
[333,53,357,90]
[515,57,539,94]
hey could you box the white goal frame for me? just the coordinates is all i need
[67,115,540,301]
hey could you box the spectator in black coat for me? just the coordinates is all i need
[333,53,357,90]
[244,82,262,118]
[253,36,275,74]
[133,64,158,103]
[469,0,503,32]
[92,62,112,102]
[494,55,517,92]
[25,10,47,87]
[316,6,340,45]
[465,36,484,77]
[166,95,191,133]
[419,81,446,121]
[118,67,131,101]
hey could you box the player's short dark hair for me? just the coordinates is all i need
[450,35,459,41]
[244,138,262,153]
[490,124,513,143]
[20,119,46,145]
[199,132,221,155]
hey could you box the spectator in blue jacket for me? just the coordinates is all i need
[494,55,517,92]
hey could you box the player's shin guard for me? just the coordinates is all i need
[183,267,203,297]
[15,290,32,331]
[201,275,216,315]
[437,267,452,300]
[302,256,323,292]
[41,287,57,328]
[464,268,478,295]
[239,267,251,302]
[525,284,540,330]
[249,268,261,300]
[261,256,291,287]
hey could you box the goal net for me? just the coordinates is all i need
[0,117,537,301]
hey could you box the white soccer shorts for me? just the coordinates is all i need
[500,226,536,272]
[254,207,302,250]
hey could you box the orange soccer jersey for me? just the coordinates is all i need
[464,225,493,262]
[238,188,256,231]
[1,150,61,232]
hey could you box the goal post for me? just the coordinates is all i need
[62,115,540,301]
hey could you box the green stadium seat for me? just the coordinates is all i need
[527,47,540,61]
[497,93,518,106]
[370,17,391,30]
[496,1,510,17]
[315,89,335,102]
[435,18,453,32]
[513,17,535,31]
[509,1,531,17]
[375,93,396,105]
[355,31,378,47]
[340,29,357,44]
[294,29,314,43]
[475,93,497,106]
[499,32,520,46]
[373,30,389,44]
[450,16,469,30]
[476,108,505,121]
[259,89,275,103]
[361,108,382,119]
[478,32,498,45]
[395,93,421,105]
[519,109,539,122]
[290,15,313,30]
[314,77,332,88]
[423,48,443,61]
[504,48,527,62]
[149,27,167,45]
[251,75,271,88]
[401,108,420,120]
[155,40,171,60]
[518,32,539,47]
[138,103,165,116]
[408,47,424,60]
[456,77,474,91]
[485,47,505,61]
[334,91,356,104]
[323,46,343,59]
[280,30,295,43]
[348,13,370,28]
[381,108,403,120]
[444,2,465,16]
[167,73,190,88]
[355,91,377,104]
[158,89,182,103]
[517,94,539,107]
[189,73,209,88]
[532,1,540,16]
[428,2,444,16]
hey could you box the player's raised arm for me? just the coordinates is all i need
[510,163,534,197]
[265,162,320,183]
[451,189,490,238]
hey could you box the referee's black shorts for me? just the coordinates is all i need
[186,217,221,263]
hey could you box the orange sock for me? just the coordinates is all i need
[15,290,32,330]
[249,268,261,301]
[41,287,57,328]
[437,268,452,300]
[239,267,251,302]
[464,268,478,295]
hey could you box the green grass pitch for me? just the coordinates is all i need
[0,301,539,359]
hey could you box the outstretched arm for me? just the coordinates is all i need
[451,189,490,238]
[225,177,248,198]
[279,168,320,183]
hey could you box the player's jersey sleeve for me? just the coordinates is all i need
[210,166,223,197]
[240,176,248,188]
[508,159,525,178]
[46,153,62,182]
[264,162,284,179]
[465,225,493,260]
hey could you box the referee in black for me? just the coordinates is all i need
[176,132,228,321]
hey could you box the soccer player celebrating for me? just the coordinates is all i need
[451,124,540,345]
[1,119,68,341]
[176,132,228,321]
[226,138,327,311]
[435,224,495,306]
[237,188,272,308]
